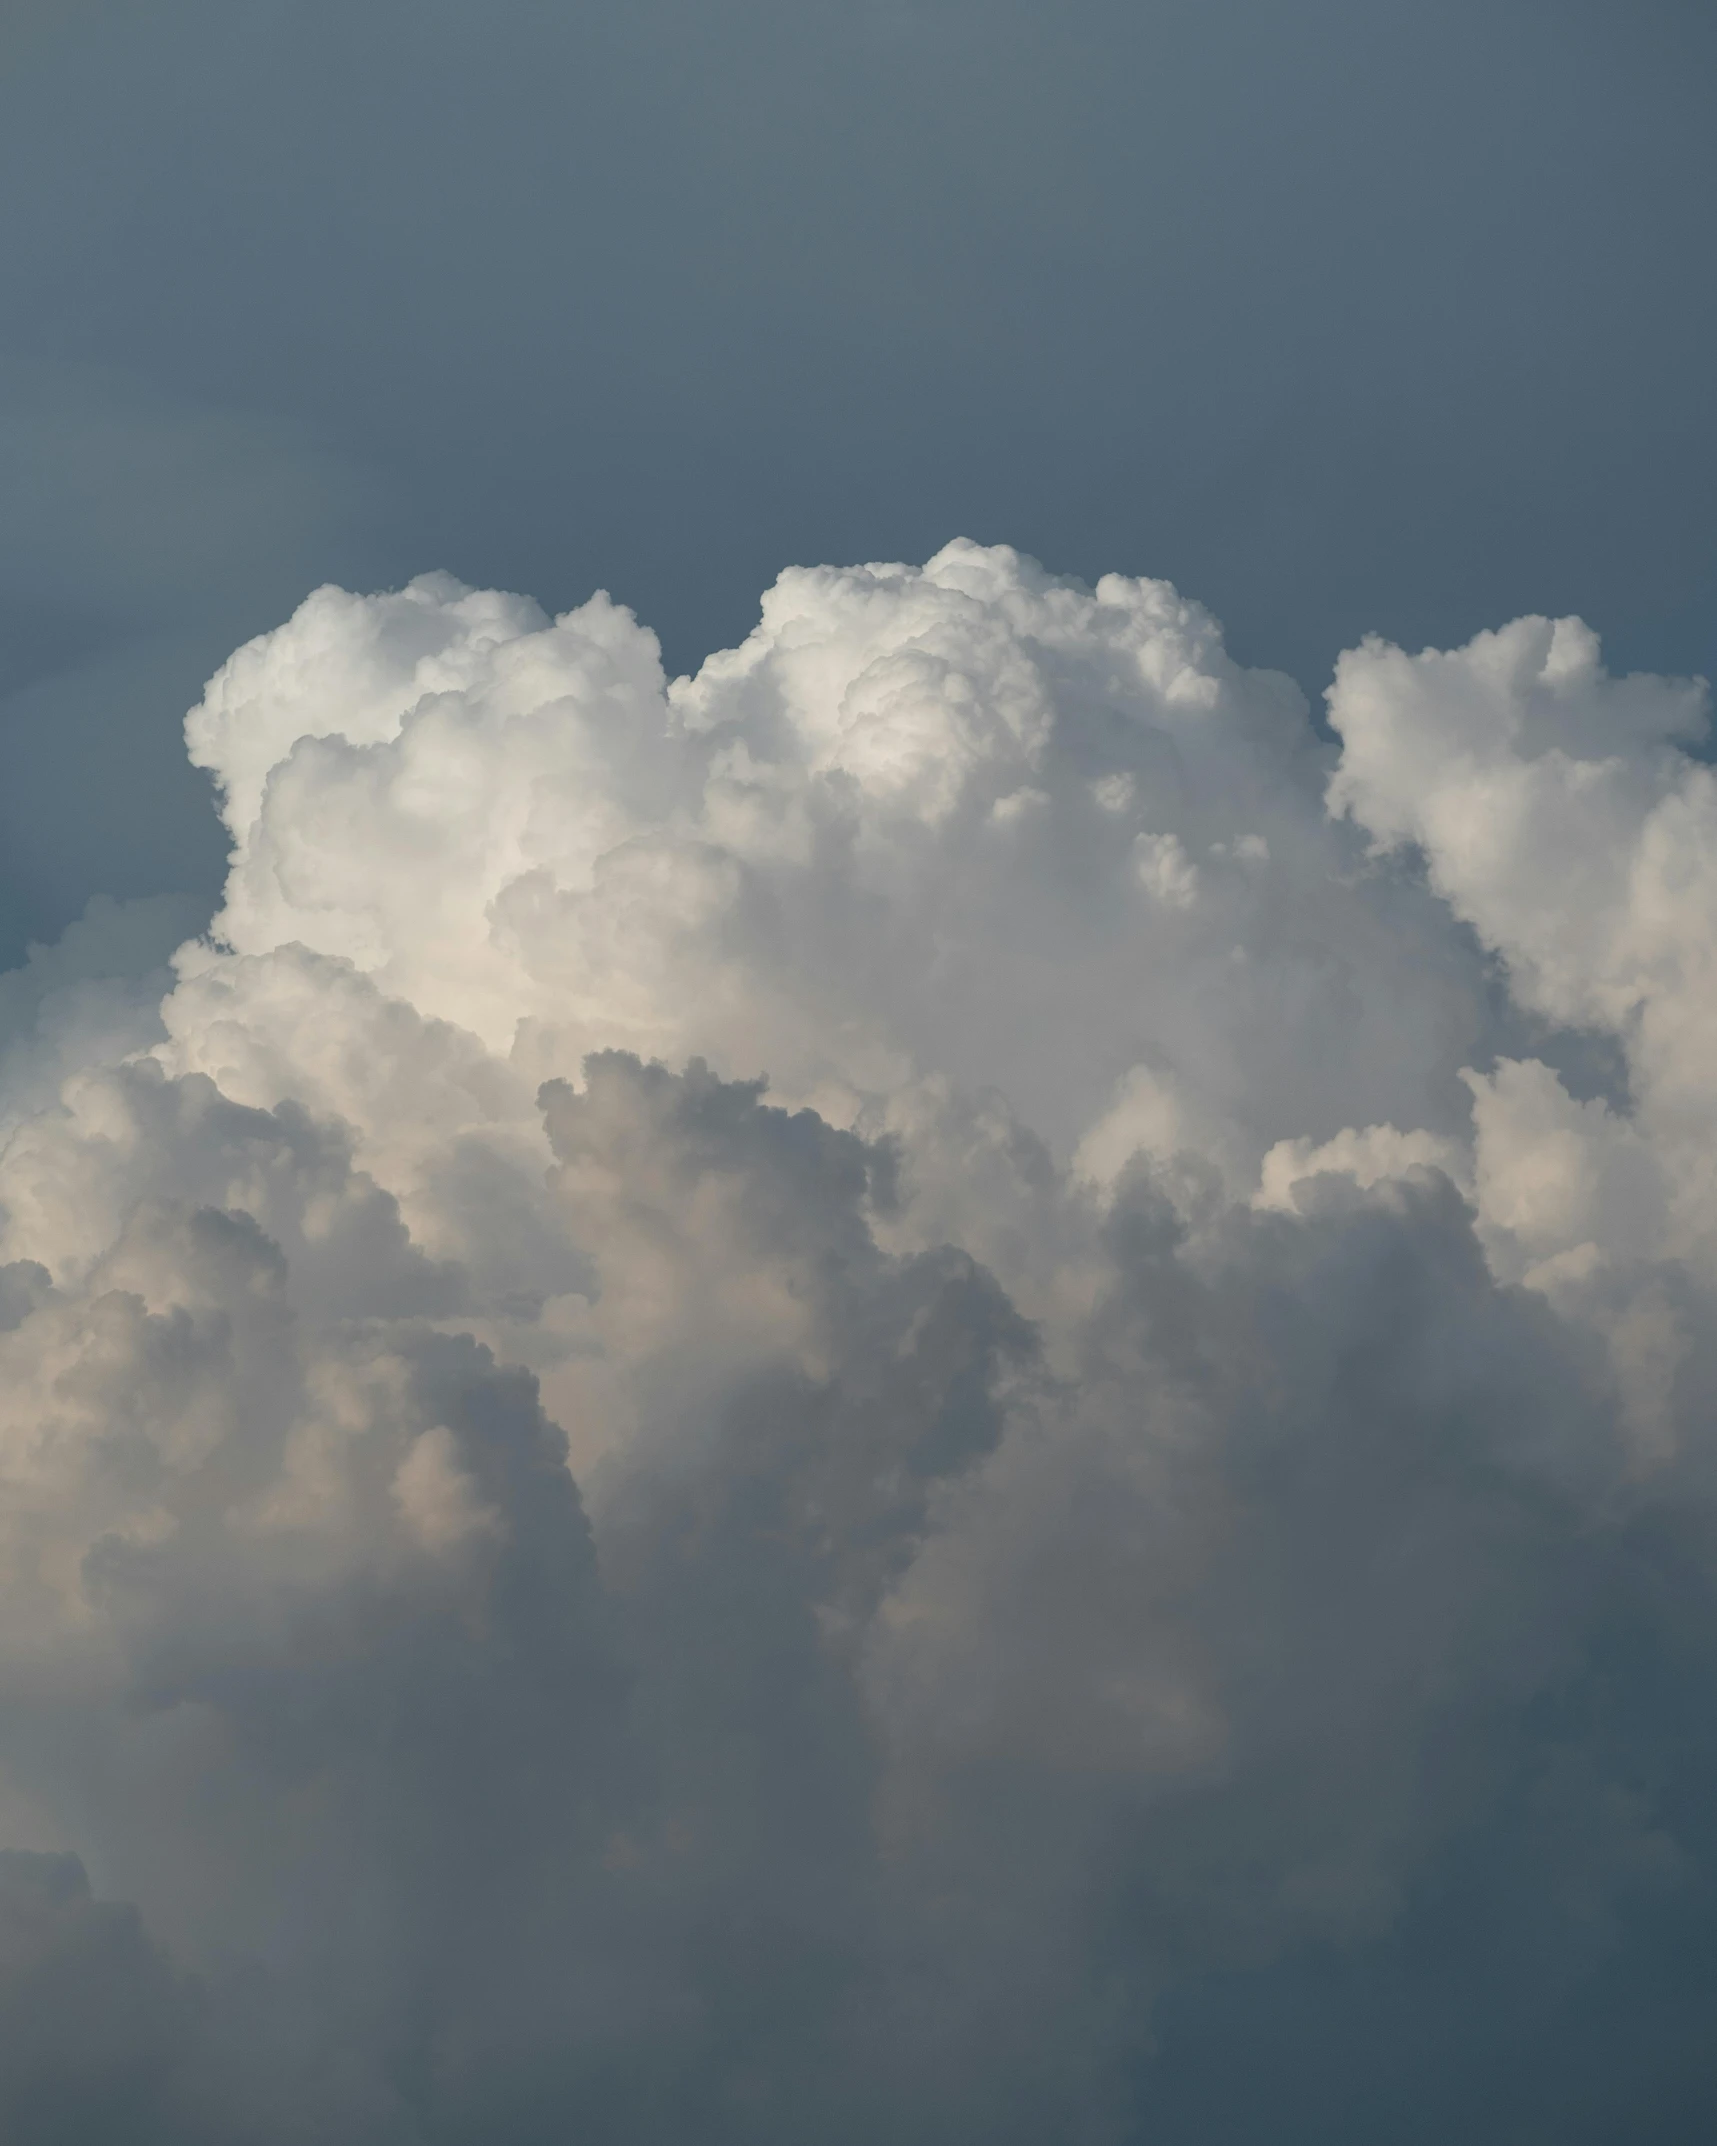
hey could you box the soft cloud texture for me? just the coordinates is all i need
[0,543,1715,2140]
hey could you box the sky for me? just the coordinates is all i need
[2,4,1717,2141]
[0,0,1713,958]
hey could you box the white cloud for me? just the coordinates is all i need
[1329,616,1717,1274]
[0,545,1712,2138]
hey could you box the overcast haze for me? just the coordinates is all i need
[2,4,1717,2141]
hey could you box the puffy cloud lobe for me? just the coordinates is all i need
[1329,618,1717,1271]
[0,543,1714,2139]
[185,544,1496,1166]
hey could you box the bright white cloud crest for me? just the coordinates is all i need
[0,543,1713,2140]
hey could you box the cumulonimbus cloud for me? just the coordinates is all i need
[0,541,1713,2141]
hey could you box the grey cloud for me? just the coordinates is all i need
[0,548,1713,2138]
[5,0,1712,2125]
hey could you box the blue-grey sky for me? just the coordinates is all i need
[0,0,1711,960]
